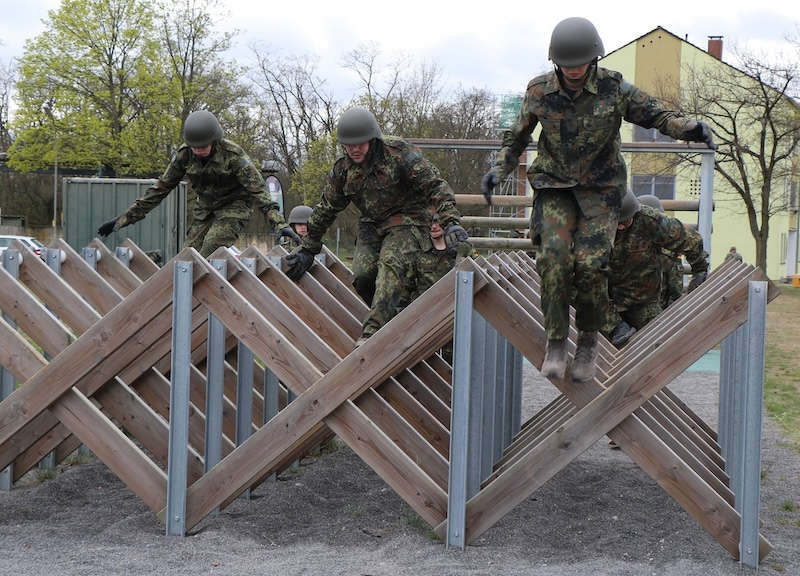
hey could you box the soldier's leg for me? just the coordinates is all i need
[351,222,382,306]
[572,208,617,332]
[536,191,579,341]
[198,216,247,257]
[184,217,215,254]
[361,227,426,338]
[624,302,663,330]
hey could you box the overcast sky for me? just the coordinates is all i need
[1,0,798,109]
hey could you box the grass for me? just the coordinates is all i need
[765,285,800,452]
[779,500,797,513]
[405,512,441,541]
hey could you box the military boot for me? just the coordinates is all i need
[572,331,598,382]
[610,321,636,348]
[541,338,567,379]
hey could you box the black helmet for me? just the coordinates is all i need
[620,189,641,221]
[549,17,605,67]
[288,205,313,225]
[261,159,281,173]
[638,194,663,213]
[183,110,223,147]
[337,107,382,145]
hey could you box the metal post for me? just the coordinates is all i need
[286,388,300,469]
[719,333,733,463]
[166,260,193,536]
[493,334,508,461]
[263,368,280,481]
[500,337,514,449]
[738,281,767,568]
[40,248,66,470]
[698,151,715,260]
[504,341,517,437]
[81,246,98,271]
[447,270,474,549]
[115,246,131,268]
[204,260,226,478]
[466,311,485,499]
[314,253,326,267]
[237,257,256,500]
[512,347,523,436]
[730,324,746,512]
[0,249,20,490]
[480,319,497,483]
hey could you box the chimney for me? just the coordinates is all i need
[707,36,723,60]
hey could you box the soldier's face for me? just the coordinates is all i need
[191,144,213,158]
[430,221,443,240]
[344,142,370,163]
[560,63,591,89]
[293,223,308,237]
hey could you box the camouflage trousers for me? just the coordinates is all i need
[352,223,431,338]
[185,211,248,257]
[533,189,617,340]
[602,301,663,337]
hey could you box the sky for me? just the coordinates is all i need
[1,0,798,114]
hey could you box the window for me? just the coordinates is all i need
[633,125,675,143]
[631,174,676,200]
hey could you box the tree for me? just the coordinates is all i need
[0,57,13,151]
[676,50,800,272]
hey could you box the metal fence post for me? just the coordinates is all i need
[236,257,257,500]
[447,270,474,549]
[466,311,486,500]
[166,260,193,536]
[480,320,497,483]
[738,281,767,568]
[698,151,715,260]
[0,249,20,490]
[493,333,508,461]
[81,246,98,271]
[730,324,746,511]
[263,368,280,481]
[512,347,523,436]
[205,260,226,480]
[719,333,733,463]
[115,246,131,268]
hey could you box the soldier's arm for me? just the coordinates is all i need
[494,84,540,181]
[301,163,350,254]
[233,154,287,229]
[403,144,461,229]
[651,213,708,273]
[120,149,188,227]
[621,81,696,140]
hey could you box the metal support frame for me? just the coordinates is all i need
[263,368,280,481]
[718,281,767,568]
[447,270,474,549]
[511,347,523,436]
[166,260,193,536]
[467,311,486,497]
[205,260,227,478]
[81,246,98,271]
[115,246,131,268]
[0,249,20,490]
[236,258,256,499]
[492,334,507,462]
[698,151,715,261]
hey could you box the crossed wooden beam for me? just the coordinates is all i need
[0,239,775,562]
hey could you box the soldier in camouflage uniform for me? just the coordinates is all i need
[284,107,467,343]
[97,110,298,256]
[603,190,708,347]
[636,195,685,310]
[281,204,312,250]
[481,17,715,381]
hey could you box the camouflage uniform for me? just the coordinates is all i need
[414,246,456,299]
[604,204,707,334]
[302,136,460,337]
[660,251,684,309]
[494,66,697,340]
[119,139,286,257]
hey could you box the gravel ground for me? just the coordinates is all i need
[1,365,798,576]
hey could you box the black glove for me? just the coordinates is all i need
[684,121,717,150]
[481,170,498,205]
[687,270,708,293]
[277,226,301,245]
[284,247,315,281]
[97,217,120,238]
[444,224,469,250]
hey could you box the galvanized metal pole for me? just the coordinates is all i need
[512,347,523,436]
[78,247,100,458]
[115,246,131,268]
[447,270,474,550]
[480,320,497,483]
[730,325,746,512]
[719,333,733,463]
[263,368,280,482]
[0,249,20,490]
[698,150,715,259]
[493,334,508,461]
[166,260,193,536]
[204,260,227,477]
[738,281,767,569]
[466,311,486,499]
[236,257,257,500]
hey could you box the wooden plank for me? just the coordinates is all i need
[320,245,358,293]
[517,395,569,435]
[308,257,370,322]
[408,360,452,406]
[89,239,142,296]
[394,369,451,428]
[56,239,122,315]
[377,378,450,458]
[425,353,452,382]
[661,387,719,444]
[648,394,725,469]
[121,238,160,280]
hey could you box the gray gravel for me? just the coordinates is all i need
[1,365,798,575]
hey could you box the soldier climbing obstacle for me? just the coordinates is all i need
[481,16,716,381]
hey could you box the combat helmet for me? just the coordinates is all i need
[288,205,313,225]
[337,107,383,145]
[549,17,605,67]
[183,110,223,147]
[620,189,641,221]
[261,159,281,174]
[638,194,663,213]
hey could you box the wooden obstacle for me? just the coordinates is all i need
[0,239,777,563]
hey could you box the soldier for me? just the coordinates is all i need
[480,17,715,381]
[414,213,473,299]
[283,205,313,249]
[97,110,299,256]
[604,190,708,348]
[725,246,743,262]
[284,107,467,344]
[637,195,684,310]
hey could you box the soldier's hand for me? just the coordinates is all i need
[277,226,301,245]
[444,224,469,250]
[684,121,717,150]
[481,170,498,205]
[97,217,120,238]
[284,247,315,281]
[687,270,708,293]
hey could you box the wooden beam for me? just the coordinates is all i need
[121,238,160,280]
[56,239,121,315]
[89,239,142,296]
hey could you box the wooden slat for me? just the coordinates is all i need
[661,387,719,444]
[308,257,370,322]
[121,238,160,280]
[56,239,122,315]
[408,361,452,406]
[320,245,358,293]
[376,379,449,458]
[89,239,142,296]
[394,369,451,428]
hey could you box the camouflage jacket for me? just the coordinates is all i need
[660,251,684,309]
[494,66,696,214]
[414,246,456,298]
[120,139,286,228]
[609,205,707,309]
[302,137,460,254]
